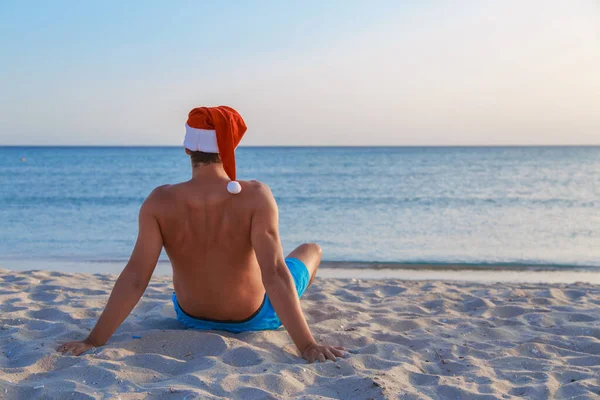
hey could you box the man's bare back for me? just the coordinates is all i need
[154,178,267,321]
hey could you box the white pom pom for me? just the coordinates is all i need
[227,181,242,194]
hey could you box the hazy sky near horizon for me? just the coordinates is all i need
[1,1,599,146]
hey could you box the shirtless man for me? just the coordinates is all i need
[57,106,345,363]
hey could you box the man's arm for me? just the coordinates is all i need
[250,183,344,362]
[57,192,164,356]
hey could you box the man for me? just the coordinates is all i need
[57,106,345,363]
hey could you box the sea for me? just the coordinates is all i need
[1,146,599,272]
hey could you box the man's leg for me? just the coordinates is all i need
[286,243,322,287]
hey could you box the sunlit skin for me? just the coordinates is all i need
[57,151,345,363]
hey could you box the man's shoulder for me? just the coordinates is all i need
[141,184,174,211]
[148,184,174,199]
[238,181,277,213]
[239,180,273,200]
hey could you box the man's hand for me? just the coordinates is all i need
[56,339,95,356]
[302,342,346,363]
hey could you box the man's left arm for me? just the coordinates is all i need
[57,194,163,356]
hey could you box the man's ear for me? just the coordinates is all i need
[185,148,191,155]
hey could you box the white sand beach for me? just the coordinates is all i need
[1,267,600,399]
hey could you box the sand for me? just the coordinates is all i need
[1,267,600,399]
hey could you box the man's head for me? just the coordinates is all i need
[185,149,221,167]
[183,106,247,194]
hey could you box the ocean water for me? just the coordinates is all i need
[0,146,599,269]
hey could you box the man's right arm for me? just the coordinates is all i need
[250,183,344,362]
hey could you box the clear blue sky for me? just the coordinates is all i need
[1,0,598,146]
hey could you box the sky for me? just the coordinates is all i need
[0,0,599,146]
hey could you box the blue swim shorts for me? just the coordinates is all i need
[172,258,310,333]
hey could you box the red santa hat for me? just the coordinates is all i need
[184,106,247,194]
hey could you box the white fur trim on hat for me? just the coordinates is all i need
[183,124,219,153]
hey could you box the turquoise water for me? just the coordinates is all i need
[1,146,599,268]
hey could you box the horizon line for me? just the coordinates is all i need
[2,144,600,148]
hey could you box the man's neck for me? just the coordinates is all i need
[190,163,230,182]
